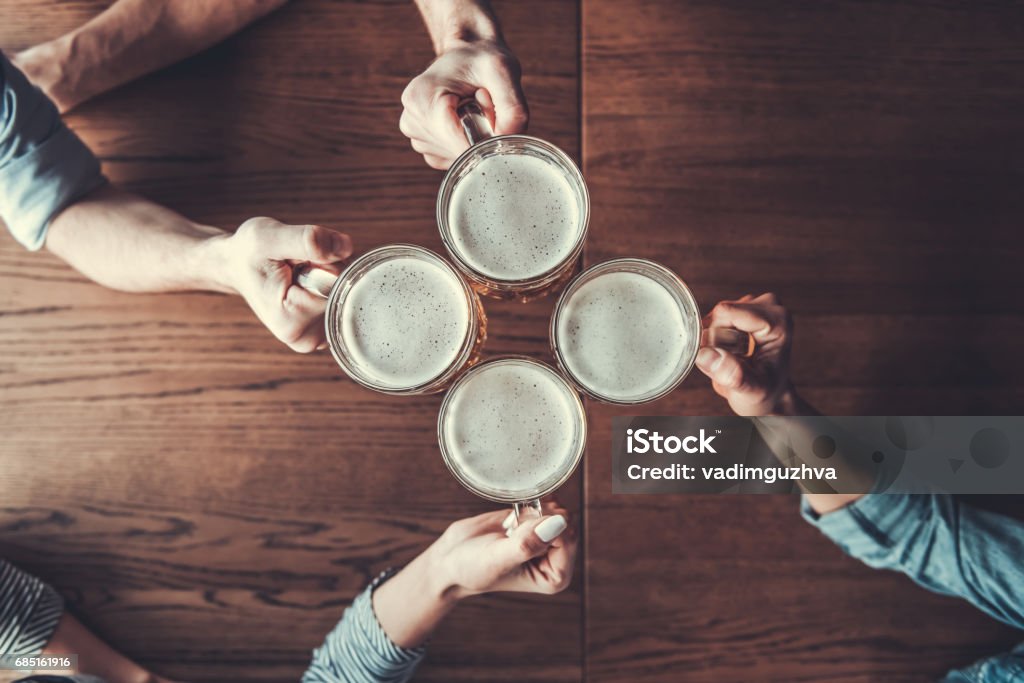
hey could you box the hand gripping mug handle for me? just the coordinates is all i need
[505,499,543,535]
[457,97,495,146]
[294,264,339,299]
[701,326,756,358]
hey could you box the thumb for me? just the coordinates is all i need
[695,346,749,391]
[254,221,353,264]
[494,514,567,568]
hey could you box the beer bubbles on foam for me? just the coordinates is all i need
[443,361,579,495]
[340,256,469,389]
[448,153,581,281]
[556,271,693,402]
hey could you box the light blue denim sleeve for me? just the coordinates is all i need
[0,54,105,250]
[801,494,1024,630]
[802,494,1024,681]
[940,642,1024,683]
[301,569,426,683]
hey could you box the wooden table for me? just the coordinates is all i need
[1,1,1022,681]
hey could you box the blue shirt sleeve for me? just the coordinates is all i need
[302,569,426,683]
[0,54,105,250]
[940,642,1024,683]
[801,494,1024,631]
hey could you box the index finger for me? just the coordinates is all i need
[430,91,471,160]
[706,301,788,344]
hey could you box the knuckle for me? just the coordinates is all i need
[489,50,520,77]
[236,216,268,241]
[446,518,469,536]
[711,301,732,317]
[276,321,306,348]
[427,156,449,170]
[399,115,422,140]
[400,81,416,109]
[288,338,317,354]
[401,77,431,109]
[302,225,326,261]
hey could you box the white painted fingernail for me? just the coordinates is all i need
[534,515,567,543]
[501,511,516,530]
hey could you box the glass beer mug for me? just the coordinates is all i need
[550,258,755,405]
[297,244,486,395]
[436,100,590,302]
[437,356,587,524]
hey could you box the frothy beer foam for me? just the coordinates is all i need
[340,256,469,389]
[556,271,692,401]
[443,360,580,495]
[448,153,581,281]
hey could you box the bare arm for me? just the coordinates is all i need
[46,185,230,293]
[413,0,503,54]
[45,186,353,352]
[12,0,288,113]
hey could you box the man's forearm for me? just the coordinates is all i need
[413,0,502,54]
[45,185,233,294]
[752,389,871,515]
[14,0,288,112]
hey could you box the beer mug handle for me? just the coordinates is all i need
[504,499,543,535]
[294,264,339,299]
[702,326,756,358]
[457,98,495,146]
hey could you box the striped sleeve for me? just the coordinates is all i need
[302,569,426,683]
[0,560,64,655]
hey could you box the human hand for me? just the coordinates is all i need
[10,40,76,113]
[218,217,352,353]
[400,39,528,169]
[695,293,799,417]
[430,500,576,599]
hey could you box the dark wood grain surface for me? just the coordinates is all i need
[583,1,1024,681]
[0,1,581,681]
[3,0,1024,681]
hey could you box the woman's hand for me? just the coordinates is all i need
[433,500,576,598]
[372,501,577,648]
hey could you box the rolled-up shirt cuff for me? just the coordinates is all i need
[303,568,426,683]
[356,568,427,667]
[0,124,105,250]
[0,560,64,655]
[0,55,106,251]
[800,494,928,565]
